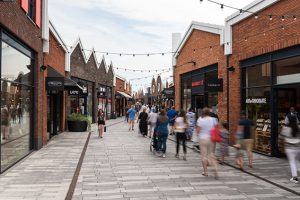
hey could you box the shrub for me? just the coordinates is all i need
[67,113,91,130]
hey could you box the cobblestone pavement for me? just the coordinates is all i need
[73,121,300,200]
[0,118,299,200]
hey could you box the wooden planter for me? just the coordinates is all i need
[67,120,87,132]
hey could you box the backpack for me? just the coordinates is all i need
[211,127,221,143]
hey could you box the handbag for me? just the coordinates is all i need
[210,127,221,143]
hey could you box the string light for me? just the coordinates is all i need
[281,15,285,21]
[254,14,258,19]
[269,15,273,20]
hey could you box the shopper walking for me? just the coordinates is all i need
[281,115,300,183]
[127,105,137,131]
[138,107,148,137]
[167,106,177,135]
[285,107,300,125]
[148,109,158,138]
[186,108,196,141]
[238,111,254,168]
[174,110,188,160]
[125,106,129,122]
[97,109,106,138]
[219,122,229,164]
[196,107,218,178]
[156,110,169,158]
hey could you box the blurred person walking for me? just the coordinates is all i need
[174,110,188,160]
[281,115,300,183]
[167,106,177,135]
[138,107,148,137]
[127,105,137,131]
[219,122,229,164]
[156,110,169,158]
[196,107,218,178]
[148,109,158,138]
[97,109,106,138]
[186,108,196,141]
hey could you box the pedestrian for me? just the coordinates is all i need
[281,115,300,183]
[97,109,105,138]
[186,108,196,141]
[156,109,169,158]
[125,106,129,122]
[1,105,9,140]
[148,108,158,138]
[237,111,254,168]
[167,106,177,135]
[138,107,148,137]
[285,107,300,125]
[196,107,218,178]
[127,105,137,131]
[174,110,188,160]
[219,122,229,164]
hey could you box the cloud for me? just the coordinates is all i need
[49,0,254,91]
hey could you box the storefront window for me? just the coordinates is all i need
[245,87,271,155]
[243,63,271,88]
[181,77,191,111]
[1,40,33,172]
[208,92,218,114]
[274,56,300,85]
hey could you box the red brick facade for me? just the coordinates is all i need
[228,0,300,136]
[0,0,44,149]
[175,29,227,122]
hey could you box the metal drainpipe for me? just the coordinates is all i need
[226,55,230,126]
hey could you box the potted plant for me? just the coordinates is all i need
[67,113,91,132]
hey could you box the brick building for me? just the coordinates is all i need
[0,0,48,172]
[174,22,226,121]
[67,39,114,123]
[115,75,132,117]
[174,0,300,157]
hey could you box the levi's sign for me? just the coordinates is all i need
[68,90,80,95]
[246,98,267,104]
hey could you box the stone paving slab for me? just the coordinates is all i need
[73,121,300,200]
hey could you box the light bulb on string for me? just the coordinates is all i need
[199,0,203,4]
[269,15,273,20]
[255,14,258,19]
[220,4,224,10]
[293,16,297,20]
[281,16,285,21]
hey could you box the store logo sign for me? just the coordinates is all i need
[69,90,80,95]
[192,80,204,87]
[246,98,267,104]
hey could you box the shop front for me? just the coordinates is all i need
[0,31,34,172]
[181,64,221,117]
[97,85,112,119]
[241,45,300,157]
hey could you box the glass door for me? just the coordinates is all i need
[193,95,205,118]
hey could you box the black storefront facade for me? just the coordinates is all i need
[97,84,112,119]
[241,45,300,157]
[181,63,222,117]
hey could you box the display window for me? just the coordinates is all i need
[1,32,34,172]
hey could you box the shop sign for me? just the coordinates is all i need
[46,77,64,91]
[97,91,106,98]
[68,90,80,95]
[192,80,204,87]
[192,74,204,94]
[205,79,223,92]
[81,85,88,96]
[162,88,174,98]
[246,98,267,104]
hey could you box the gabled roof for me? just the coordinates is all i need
[87,48,99,69]
[70,37,88,63]
[49,20,68,53]
[224,0,280,55]
[174,21,224,57]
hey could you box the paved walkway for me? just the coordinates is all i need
[0,118,299,200]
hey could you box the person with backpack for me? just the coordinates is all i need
[281,115,300,183]
[167,106,177,135]
[97,109,105,138]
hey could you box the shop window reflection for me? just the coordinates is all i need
[246,87,271,155]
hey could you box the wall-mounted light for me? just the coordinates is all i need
[40,65,47,71]
[227,66,235,72]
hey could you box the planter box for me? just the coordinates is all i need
[67,120,87,132]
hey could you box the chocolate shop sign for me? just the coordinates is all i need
[246,98,267,104]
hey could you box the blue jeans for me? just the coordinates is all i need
[157,132,168,153]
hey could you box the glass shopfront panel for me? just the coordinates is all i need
[274,56,300,85]
[181,77,191,111]
[245,87,271,155]
[1,39,33,172]
[242,63,271,88]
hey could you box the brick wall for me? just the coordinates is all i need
[228,0,300,137]
[175,30,227,122]
[0,0,44,149]
[116,78,125,93]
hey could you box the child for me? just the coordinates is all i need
[234,131,244,170]
[219,122,229,164]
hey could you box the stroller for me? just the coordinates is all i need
[150,128,159,153]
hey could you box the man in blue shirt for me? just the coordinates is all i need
[127,105,137,131]
[167,106,178,135]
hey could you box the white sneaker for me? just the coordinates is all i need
[162,154,166,158]
[290,177,299,183]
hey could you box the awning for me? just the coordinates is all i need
[116,91,132,99]
[46,65,83,91]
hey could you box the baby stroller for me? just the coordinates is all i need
[150,128,159,153]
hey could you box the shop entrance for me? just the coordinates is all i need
[47,93,62,140]
[273,85,300,156]
[193,95,205,118]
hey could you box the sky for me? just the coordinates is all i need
[48,0,254,92]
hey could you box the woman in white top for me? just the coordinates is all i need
[196,107,218,178]
[174,110,188,160]
[147,109,158,138]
